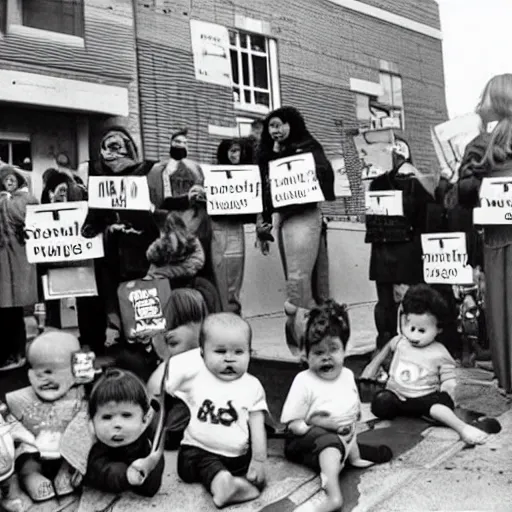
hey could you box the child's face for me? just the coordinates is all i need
[202,324,250,381]
[92,401,148,448]
[2,174,18,193]
[307,336,345,381]
[401,313,441,348]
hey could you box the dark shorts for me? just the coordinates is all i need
[177,445,251,491]
[284,426,346,472]
[371,389,455,420]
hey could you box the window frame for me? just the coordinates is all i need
[378,71,405,129]
[0,132,33,171]
[229,28,280,115]
[6,0,85,47]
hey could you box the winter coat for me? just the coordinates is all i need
[0,166,39,308]
[367,165,434,284]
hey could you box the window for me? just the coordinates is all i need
[229,29,280,114]
[7,0,84,39]
[0,137,32,171]
[377,72,404,129]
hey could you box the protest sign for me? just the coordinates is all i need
[203,164,262,215]
[421,232,473,285]
[365,190,403,216]
[473,177,512,225]
[88,176,151,211]
[25,202,103,264]
[331,156,352,197]
[42,264,98,300]
[269,153,325,208]
[354,128,395,181]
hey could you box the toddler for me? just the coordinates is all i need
[164,313,268,508]
[281,300,373,512]
[86,368,164,497]
[6,331,86,502]
[370,284,488,445]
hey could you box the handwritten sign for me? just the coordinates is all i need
[269,153,325,208]
[365,191,403,216]
[190,20,232,87]
[203,164,262,215]
[421,233,473,284]
[473,177,512,225]
[25,202,104,264]
[88,176,151,211]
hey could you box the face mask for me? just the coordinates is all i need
[170,147,188,161]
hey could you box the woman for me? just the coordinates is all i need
[211,138,255,314]
[257,106,335,310]
[458,74,512,392]
[0,165,39,370]
[366,137,437,350]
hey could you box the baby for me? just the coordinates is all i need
[85,369,164,497]
[6,331,86,502]
[370,284,488,445]
[164,313,268,508]
[281,300,374,512]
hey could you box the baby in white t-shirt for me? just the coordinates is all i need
[281,300,374,512]
[164,313,268,508]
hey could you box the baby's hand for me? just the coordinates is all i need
[127,460,146,486]
[246,459,266,490]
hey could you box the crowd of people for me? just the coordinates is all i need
[0,73,511,511]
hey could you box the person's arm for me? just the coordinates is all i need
[360,337,396,380]
[311,144,335,201]
[280,374,311,435]
[439,350,457,400]
[128,452,165,497]
[246,410,267,490]
[85,443,131,494]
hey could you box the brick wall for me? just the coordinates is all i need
[135,0,447,217]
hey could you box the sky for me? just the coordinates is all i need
[437,0,512,119]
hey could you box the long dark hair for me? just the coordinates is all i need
[216,138,254,165]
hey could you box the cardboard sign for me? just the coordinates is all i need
[473,177,512,225]
[203,164,262,215]
[190,19,232,87]
[365,190,403,216]
[88,176,151,211]
[331,156,352,197]
[42,264,98,300]
[269,153,325,208]
[25,202,104,264]
[421,233,473,285]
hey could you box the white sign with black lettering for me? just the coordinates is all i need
[421,232,473,285]
[25,202,104,264]
[203,165,262,215]
[269,153,325,208]
[473,177,512,225]
[365,191,403,216]
[88,176,151,211]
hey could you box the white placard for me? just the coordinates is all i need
[190,20,232,87]
[473,177,512,225]
[421,232,473,285]
[25,202,104,264]
[203,165,262,215]
[365,190,403,216]
[88,176,151,211]
[269,153,325,208]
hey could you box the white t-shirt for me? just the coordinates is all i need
[280,367,360,448]
[165,348,268,457]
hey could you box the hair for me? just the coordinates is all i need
[164,288,208,333]
[199,312,252,349]
[401,284,449,328]
[392,135,413,168]
[171,128,188,141]
[304,300,350,355]
[41,169,71,204]
[216,138,253,165]
[251,119,263,129]
[88,368,150,418]
[476,74,512,168]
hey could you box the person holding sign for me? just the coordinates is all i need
[457,74,512,393]
[210,138,256,314]
[81,127,160,349]
[257,106,335,310]
[0,165,39,371]
[366,137,437,352]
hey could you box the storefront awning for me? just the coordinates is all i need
[0,70,129,116]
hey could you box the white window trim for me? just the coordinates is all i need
[0,131,30,142]
[6,0,85,47]
[350,78,383,97]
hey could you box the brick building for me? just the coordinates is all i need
[134,0,448,218]
[0,0,141,197]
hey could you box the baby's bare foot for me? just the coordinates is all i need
[460,425,488,445]
[212,473,260,508]
[23,473,55,502]
[349,457,374,468]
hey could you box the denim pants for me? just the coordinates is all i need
[276,206,323,309]
[211,219,245,315]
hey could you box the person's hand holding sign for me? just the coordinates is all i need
[188,185,206,206]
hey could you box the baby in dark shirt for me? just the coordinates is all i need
[85,369,164,497]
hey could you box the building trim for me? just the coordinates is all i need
[7,25,85,47]
[0,131,30,141]
[208,125,239,137]
[326,0,442,39]
[349,78,383,97]
[0,70,129,116]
